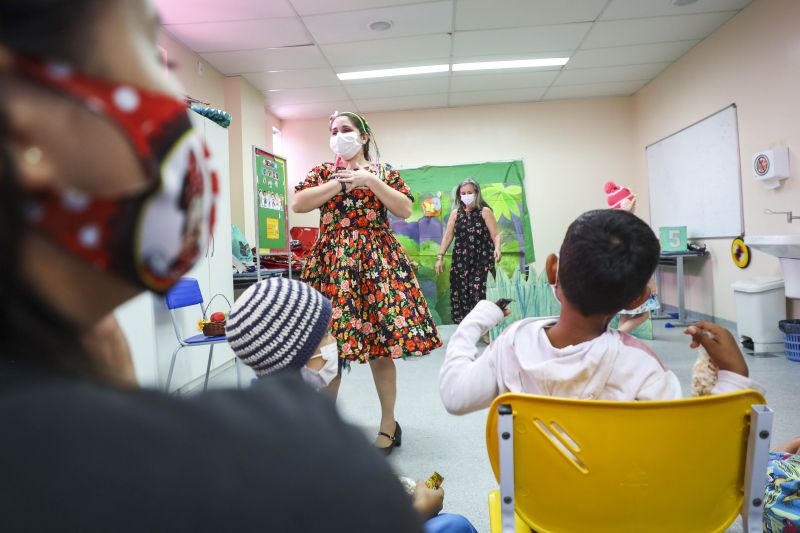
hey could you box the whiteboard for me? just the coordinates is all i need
[646,105,743,239]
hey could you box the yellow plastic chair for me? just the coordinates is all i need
[486,391,772,533]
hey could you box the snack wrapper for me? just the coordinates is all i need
[425,471,444,490]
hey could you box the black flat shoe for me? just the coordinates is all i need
[376,421,402,456]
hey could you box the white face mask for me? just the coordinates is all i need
[460,193,476,206]
[329,131,363,161]
[300,342,339,390]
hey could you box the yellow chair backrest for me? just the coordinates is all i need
[486,390,767,533]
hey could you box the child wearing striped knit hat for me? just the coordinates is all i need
[226,278,339,390]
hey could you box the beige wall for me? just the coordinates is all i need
[284,97,636,273]
[224,77,273,242]
[633,0,800,321]
[159,32,280,245]
[158,32,225,108]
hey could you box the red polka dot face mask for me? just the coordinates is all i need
[18,59,218,294]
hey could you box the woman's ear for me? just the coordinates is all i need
[623,286,651,311]
[545,253,558,285]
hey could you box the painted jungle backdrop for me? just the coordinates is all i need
[389,160,534,325]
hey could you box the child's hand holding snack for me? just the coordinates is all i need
[684,321,748,377]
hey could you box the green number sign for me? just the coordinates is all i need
[659,226,687,252]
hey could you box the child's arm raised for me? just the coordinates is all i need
[439,301,507,415]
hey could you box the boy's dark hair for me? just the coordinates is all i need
[558,209,660,316]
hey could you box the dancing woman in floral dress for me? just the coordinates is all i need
[292,112,441,454]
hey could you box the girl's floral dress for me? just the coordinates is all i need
[296,162,441,364]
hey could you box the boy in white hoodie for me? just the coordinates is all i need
[439,209,762,415]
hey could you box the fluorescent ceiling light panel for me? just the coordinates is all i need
[337,64,449,81]
[452,58,569,72]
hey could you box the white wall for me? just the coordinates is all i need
[160,31,281,246]
[284,97,636,272]
[633,0,800,321]
[224,77,281,244]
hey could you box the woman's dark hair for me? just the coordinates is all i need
[332,111,375,162]
[558,209,660,316]
[455,178,490,215]
[0,0,113,378]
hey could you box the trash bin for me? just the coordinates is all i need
[731,277,785,354]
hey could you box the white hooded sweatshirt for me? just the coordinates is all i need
[439,300,764,415]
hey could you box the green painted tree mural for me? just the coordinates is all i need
[391,161,533,325]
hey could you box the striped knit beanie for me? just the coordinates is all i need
[226,278,332,377]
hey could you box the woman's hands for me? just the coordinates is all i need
[493,248,501,263]
[435,256,444,276]
[333,165,376,192]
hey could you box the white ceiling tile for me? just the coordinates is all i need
[555,62,670,85]
[163,19,311,53]
[449,87,547,106]
[582,11,738,49]
[302,1,453,45]
[355,93,449,113]
[565,40,699,69]
[455,0,606,31]
[543,79,648,100]
[290,0,443,16]
[155,0,296,24]
[601,0,752,21]
[265,86,350,106]
[271,100,355,120]
[344,77,450,99]
[321,34,452,68]
[453,24,591,58]
[450,70,558,92]
[243,68,340,91]
[200,46,328,75]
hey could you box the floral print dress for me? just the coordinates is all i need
[450,207,496,324]
[296,162,441,364]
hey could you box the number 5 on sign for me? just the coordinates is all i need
[659,226,687,252]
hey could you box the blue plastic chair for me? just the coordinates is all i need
[164,278,230,393]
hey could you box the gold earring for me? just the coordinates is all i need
[24,146,43,165]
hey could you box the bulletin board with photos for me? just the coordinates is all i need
[253,146,289,254]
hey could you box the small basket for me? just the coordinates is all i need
[779,320,800,362]
[202,321,226,337]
